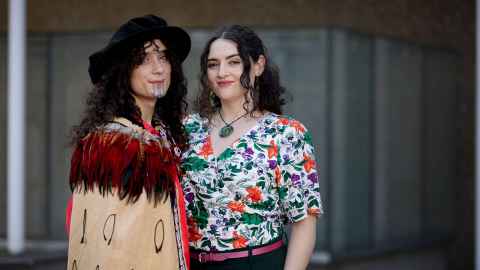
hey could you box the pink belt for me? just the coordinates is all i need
[191,239,284,263]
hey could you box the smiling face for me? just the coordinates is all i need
[130,39,171,100]
[206,38,264,104]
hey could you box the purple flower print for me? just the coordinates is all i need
[242,147,254,160]
[291,174,301,187]
[268,160,277,169]
[308,172,318,183]
[185,192,194,203]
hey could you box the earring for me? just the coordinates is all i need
[254,76,260,92]
[209,90,218,107]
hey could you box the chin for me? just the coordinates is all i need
[215,90,247,103]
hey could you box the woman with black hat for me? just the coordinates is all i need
[66,15,191,270]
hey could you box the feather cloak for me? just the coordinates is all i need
[67,121,190,270]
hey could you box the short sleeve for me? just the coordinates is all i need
[276,117,323,223]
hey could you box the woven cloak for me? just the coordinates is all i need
[67,121,189,270]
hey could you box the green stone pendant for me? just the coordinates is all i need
[219,125,234,138]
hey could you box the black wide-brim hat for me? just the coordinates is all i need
[88,14,191,84]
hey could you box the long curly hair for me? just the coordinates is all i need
[71,36,188,150]
[195,25,287,119]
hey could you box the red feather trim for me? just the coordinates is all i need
[69,129,179,204]
[173,174,190,269]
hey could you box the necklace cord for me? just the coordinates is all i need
[219,111,249,127]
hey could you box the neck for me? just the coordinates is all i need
[219,96,253,121]
[133,95,156,124]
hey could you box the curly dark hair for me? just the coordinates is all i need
[71,36,188,150]
[195,25,287,119]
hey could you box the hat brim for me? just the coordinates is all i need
[89,26,191,84]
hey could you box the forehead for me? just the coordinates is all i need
[208,38,239,59]
[144,39,167,53]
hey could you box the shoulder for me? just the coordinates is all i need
[268,113,309,134]
[267,113,313,145]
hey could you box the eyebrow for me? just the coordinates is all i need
[152,48,167,53]
[207,53,240,61]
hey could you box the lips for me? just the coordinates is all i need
[217,80,234,88]
[148,80,165,84]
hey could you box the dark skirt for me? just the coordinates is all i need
[190,243,287,270]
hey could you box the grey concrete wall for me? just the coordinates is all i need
[25,37,49,238]
[374,39,424,245]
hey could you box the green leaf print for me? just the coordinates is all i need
[195,201,209,229]
[218,240,230,248]
[304,131,312,144]
[248,198,274,211]
[257,181,265,188]
[278,186,288,200]
[308,200,319,208]
[201,240,212,248]
[228,164,242,173]
[292,213,305,221]
[292,200,304,208]
[240,213,264,225]
[183,156,208,172]
[293,165,304,171]
[237,142,248,149]
[257,143,271,149]
[185,121,201,134]
[226,218,237,226]
[218,148,235,161]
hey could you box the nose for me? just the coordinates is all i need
[217,62,228,78]
[152,59,165,74]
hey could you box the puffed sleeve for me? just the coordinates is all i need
[275,117,323,223]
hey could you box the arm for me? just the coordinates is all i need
[283,216,317,270]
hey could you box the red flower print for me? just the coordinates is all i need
[275,166,282,185]
[246,186,262,202]
[290,120,306,133]
[228,201,246,213]
[268,140,278,159]
[307,207,321,216]
[198,137,213,158]
[277,118,290,126]
[303,154,316,173]
[187,217,203,242]
[232,231,248,249]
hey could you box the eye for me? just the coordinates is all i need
[142,55,152,65]
[157,54,168,63]
[229,59,241,65]
[207,62,219,69]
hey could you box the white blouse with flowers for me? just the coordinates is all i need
[181,113,323,252]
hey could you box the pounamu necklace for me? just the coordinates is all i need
[218,111,249,138]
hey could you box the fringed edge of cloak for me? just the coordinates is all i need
[69,129,179,204]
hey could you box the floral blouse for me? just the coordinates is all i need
[181,113,323,251]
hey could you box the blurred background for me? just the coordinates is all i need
[0,0,474,269]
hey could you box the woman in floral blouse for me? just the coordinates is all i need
[182,25,323,270]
